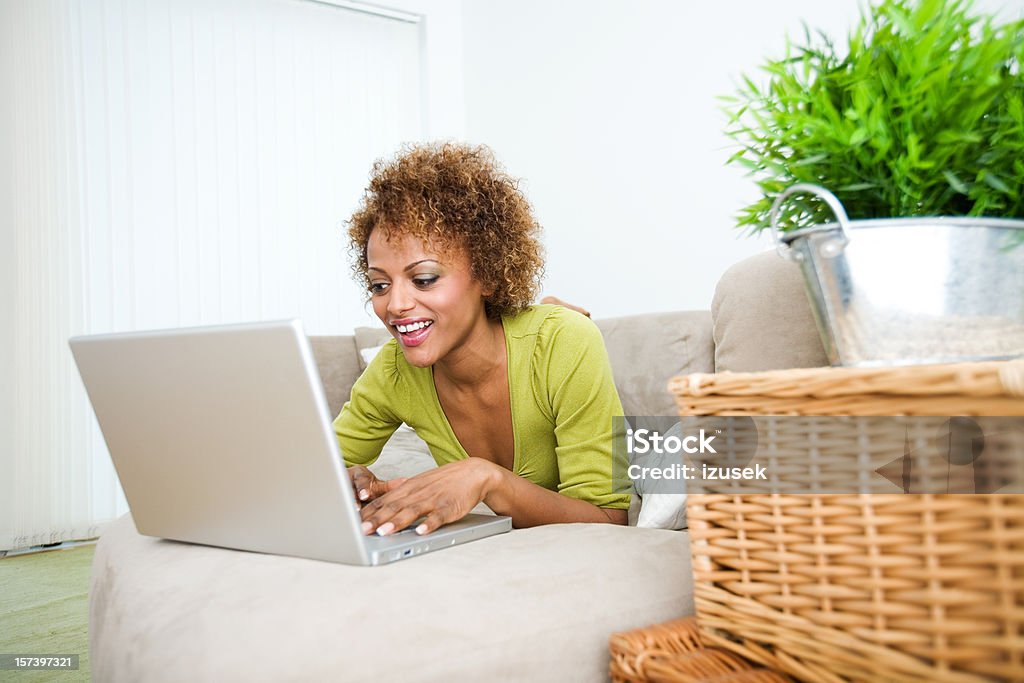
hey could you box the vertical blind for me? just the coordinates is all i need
[1,0,422,551]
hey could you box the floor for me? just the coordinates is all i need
[0,544,95,682]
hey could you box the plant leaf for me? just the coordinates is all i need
[721,0,1024,231]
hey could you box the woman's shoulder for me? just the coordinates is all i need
[504,303,599,340]
[505,304,605,372]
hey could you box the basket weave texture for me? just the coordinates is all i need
[669,361,1024,682]
[669,361,1024,417]
[609,617,791,682]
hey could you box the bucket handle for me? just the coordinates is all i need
[769,184,852,261]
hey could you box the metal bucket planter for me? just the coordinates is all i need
[771,184,1024,367]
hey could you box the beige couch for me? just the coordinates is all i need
[88,252,827,682]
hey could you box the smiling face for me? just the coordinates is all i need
[366,227,490,368]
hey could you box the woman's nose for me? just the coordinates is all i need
[387,281,414,316]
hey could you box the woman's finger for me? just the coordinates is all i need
[388,488,462,536]
[346,464,374,501]
[347,466,370,498]
[360,493,429,536]
[348,466,396,503]
[358,462,482,535]
[413,508,452,536]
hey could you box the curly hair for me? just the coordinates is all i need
[347,142,545,319]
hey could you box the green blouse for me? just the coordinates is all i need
[332,304,630,510]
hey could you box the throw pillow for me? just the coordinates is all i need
[353,326,393,371]
[627,419,688,530]
[595,311,714,416]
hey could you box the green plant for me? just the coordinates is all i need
[724,0,1024,233]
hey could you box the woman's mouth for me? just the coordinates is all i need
[393,319,434,347]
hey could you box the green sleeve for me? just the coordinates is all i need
[332,345,402,467]
[542,310,631,510]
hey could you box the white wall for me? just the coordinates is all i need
[461,0,1024,317]
[377,0,466,139]
[0,0,425,550]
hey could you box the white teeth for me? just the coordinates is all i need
[395,320,433,334]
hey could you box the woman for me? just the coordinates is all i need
[334,143,629,536]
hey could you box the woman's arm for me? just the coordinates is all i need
[480,460,627,526]
[333,343,404,467]
[356,457,625,536]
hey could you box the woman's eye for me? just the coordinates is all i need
[413,276,438,288]
[368,282,389,295]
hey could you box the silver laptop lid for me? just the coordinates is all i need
[70,320,370,564]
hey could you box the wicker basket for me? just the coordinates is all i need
[609,617,792,682]
[669,361,1024,682]
[670,361,1024,417]
[674,414,1024,496]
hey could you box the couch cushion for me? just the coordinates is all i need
[712,251,828,372]
[367,425,437,480]
[308,335,362,418]
[353,326,392,371]
[90,515,694,682]
[596,310,713,416]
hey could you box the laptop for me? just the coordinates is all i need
[69,319,511,565]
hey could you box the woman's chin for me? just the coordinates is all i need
[398,347,435,368]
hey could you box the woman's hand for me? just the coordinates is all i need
[346,465,408,506]
[358,458,500,536]
[540,295,590,318]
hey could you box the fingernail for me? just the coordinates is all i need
[415,524,428,535]
[361,521,373,534]
[376,522,395,536]
[358,489,369,501]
